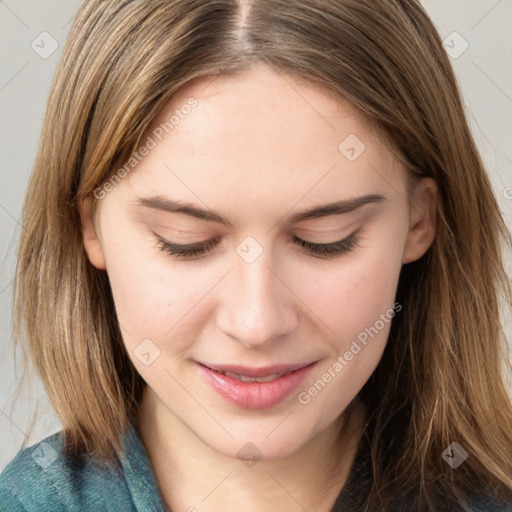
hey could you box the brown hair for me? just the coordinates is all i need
[8,0,512,509]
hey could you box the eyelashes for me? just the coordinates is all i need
[291,233,359,258]
[154,231,360,260]
[156,237,219,259]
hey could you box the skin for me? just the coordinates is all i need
[80,63,437,512]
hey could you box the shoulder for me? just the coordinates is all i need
[464,493,512,512]
[392,491,512,512]
[407,490,512,512]
[393,487,512,511]
[0,431,133,511]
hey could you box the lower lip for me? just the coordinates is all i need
[197,362,317,410]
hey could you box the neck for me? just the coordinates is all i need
[137,387,365,512]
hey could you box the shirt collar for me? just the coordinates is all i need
[117,420,169,512]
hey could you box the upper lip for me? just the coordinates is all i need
[199,361,316,378]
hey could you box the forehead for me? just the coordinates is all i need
[116,64,406,221]
[155,64,374,142]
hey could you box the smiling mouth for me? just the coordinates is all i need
[197,361,318,409]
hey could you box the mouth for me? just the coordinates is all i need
[196,361,318,409]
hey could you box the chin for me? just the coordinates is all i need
[196,421,316,463]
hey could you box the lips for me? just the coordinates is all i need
[197,361,318,409]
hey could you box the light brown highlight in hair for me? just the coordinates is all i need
[8,0,512,509]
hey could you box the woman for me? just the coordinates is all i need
[1,0,511,510]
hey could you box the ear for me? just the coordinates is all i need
[402,177,438,264]
[79,197,107,270]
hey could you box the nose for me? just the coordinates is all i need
[216,248,299,349]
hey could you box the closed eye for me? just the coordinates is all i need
[154,230,360,260]
[291,232,359,258]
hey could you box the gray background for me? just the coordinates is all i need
[1,0,511,472]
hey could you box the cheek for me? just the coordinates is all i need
[295,225,405,342]
[295,231,405,416]
[100,224,212,352]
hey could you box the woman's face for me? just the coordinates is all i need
[81,64,436,460]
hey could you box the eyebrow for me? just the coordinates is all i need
[133,193,386,229]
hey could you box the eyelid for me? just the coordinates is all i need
[153,228,362,260]
[153,230,356,249]
[153,232,218,250]
[294,216,359,235]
